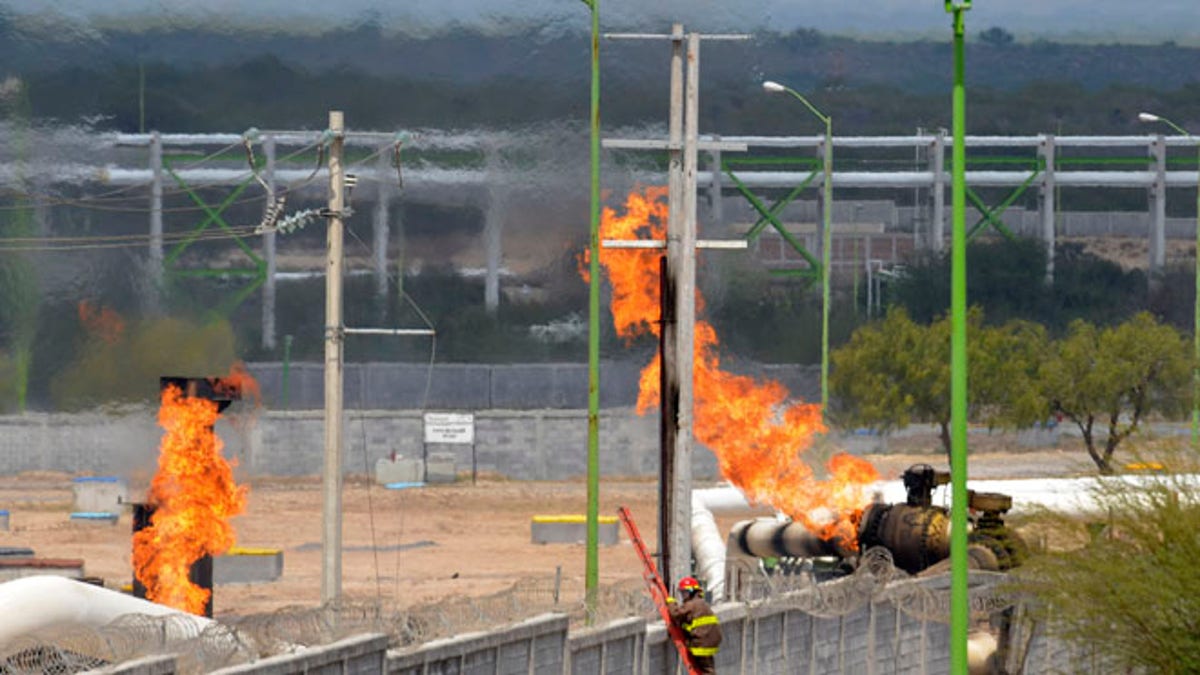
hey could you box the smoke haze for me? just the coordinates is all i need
[3,0,1198,42]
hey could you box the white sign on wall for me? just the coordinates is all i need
[423,412,475,444]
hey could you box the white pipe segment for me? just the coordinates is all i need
[877,473,1200,516]
[712,134,1191,148]
[0,575,212,647]
[96,166,488,187]
[690,486,773,602]
[696,169,1198,189]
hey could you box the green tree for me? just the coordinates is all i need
[1010,458,1200,671]
[830,307,1047,455]
[1041,313,1190,474]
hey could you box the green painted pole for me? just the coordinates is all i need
[946,2,972,673]
[1138,112,1200,448]
[821,115,832,414]
[582,0,602,624]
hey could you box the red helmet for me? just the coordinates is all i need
[678,576,701,594]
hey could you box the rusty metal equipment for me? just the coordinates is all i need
[730,464,1024,577]
[159,375,243,412]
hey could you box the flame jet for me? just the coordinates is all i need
[583,187,878,548]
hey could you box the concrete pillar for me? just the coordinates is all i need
[262,135,277,350]
[1150,135,1167,275]
[667,28,701,590]
[661,22,685,585]
[148,131,163,312]
[373,148,392,322]
[1038,134,1056,285]
[708,140,723,230]
[932,131,946,254]
[484,157,503,315]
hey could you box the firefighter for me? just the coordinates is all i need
[666,576,722,674]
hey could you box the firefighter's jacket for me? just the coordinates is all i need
[668,594,723,657]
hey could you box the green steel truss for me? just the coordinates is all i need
[723,156,822,284]
[161,153,267,316]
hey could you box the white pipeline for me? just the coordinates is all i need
[687,472,1200,603]
[864,473,1200,515]
[690,486,771,602]
[0,575,213,648]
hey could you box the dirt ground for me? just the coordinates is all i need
[0,435,1095,619]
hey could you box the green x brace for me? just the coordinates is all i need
[162,158,267,316]
[723,156,823,285]
[963,156,1044,241]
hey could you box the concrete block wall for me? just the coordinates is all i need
[567,617,646,675]
[212,634,389,675]
[387,613,568,675]
[0,407,729,481]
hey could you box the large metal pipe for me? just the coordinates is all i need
[728,518,845,560]
[0,575,212,647]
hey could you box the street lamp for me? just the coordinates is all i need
[1140,110,1200,450]
[762,80,833,417]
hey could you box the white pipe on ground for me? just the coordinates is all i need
[865,473,1200,515]
[0,575,213,647]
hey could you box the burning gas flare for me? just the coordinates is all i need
[132,367,251,614]
[585,187,879,547]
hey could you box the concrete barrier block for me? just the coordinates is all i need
[70,512,120,526]
[72,476,127,514]
[375,457,423,485]
[425,452,457,483]
[0,557,85,582]
[214,547,284,584]
[531,515,619,546]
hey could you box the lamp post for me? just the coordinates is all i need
[1140,111,1200,449]
[580,0,602,623]
[763,80,833,416]
[946,2,972,673]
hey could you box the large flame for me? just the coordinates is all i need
[133,368,251,614]
[587,187,879,548]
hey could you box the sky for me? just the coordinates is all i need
[4,0,1198,43]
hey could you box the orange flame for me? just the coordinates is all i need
[591,188,879,549]
[77,300,124,345]
[133,367,252,614]
[214,361,262,408]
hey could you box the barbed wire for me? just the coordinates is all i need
[0,562,1022,675]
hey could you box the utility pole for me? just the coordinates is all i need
[661,22,685,588]
[322,110,346,604]
[605,27,747,589]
